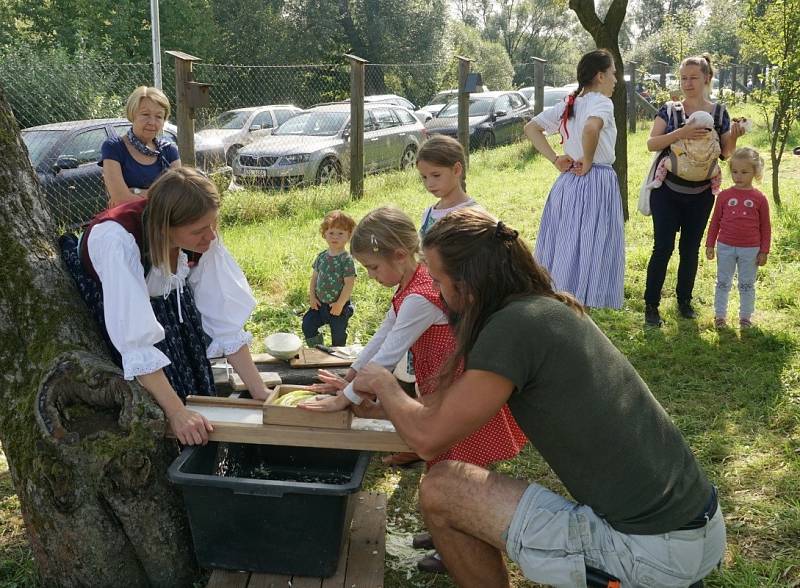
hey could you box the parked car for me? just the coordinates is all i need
[363,94,417,111]
[424,91,533,149]
[163,121,229,172]
[195,105,303,167]
[21,118,178,227]
[233,103,426,187]
[516,86,572,110]
[415,90,458,121]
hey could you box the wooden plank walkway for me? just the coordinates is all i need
[207,491,387,588]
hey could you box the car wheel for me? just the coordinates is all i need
[479,132,496,150]
[400,145,417,169]
[226,144,243,167]
[316,157,342,185]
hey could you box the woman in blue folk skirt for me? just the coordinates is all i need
[60,167,268,445]
[524,49,625,309]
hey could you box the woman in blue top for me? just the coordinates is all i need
[100,86,180,208]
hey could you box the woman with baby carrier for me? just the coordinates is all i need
[643,54,747,327]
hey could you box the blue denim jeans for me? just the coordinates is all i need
[302,301,353,346]
[714,242,759,319]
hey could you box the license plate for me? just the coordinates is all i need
[242,168,267,177]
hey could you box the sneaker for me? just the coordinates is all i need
[678,301,697,319]
[644,304,663,327]
[714,317,727,329]
[412,532,435,550]
[417,551,447,574]
[739,318,753,329]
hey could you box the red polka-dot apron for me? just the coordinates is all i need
[393,265,528,467]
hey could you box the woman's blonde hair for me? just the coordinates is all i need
[146,168,219,275]
[126,86,171,122]
[680,54,714,99]
[350,207,419,260]
[730,146,765,181]
[417,135,468,191]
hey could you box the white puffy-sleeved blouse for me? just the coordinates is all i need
[87,221,256,380]
[532,91,617,165]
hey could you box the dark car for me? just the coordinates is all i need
[424,91,533,149]
[21,119,177,227]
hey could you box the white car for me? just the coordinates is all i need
[195,106,302,167]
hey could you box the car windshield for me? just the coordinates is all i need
[437,99,493,118]
[205,110,250,130]
[21,130,64,166]
[427,92,455,105]
[543,92,568,107]
[519,88,534,100]
[274,111,348,136]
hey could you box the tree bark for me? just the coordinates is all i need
[568,0,630,220]
[0,89,198,585]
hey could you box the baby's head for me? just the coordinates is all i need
[686,110,715,131]
[319,210,356,246]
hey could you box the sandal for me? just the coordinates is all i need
[412,532,435,550]
[381,452,423,468]
[417,551,447,574]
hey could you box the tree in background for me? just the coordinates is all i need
[569,0,631,217]
[442,21,516,90]
[741,0,800,204]
[631,0,702,40]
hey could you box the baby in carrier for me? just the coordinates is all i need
[647,110,723,194]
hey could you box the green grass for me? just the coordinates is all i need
[2,106,799,586]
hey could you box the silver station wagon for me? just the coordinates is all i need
[233,102,426,186]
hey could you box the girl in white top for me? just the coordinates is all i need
[416,135,481,237]
[524,48,625,309]
[65,168,268,446]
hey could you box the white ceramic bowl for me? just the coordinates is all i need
[264,332,303,361]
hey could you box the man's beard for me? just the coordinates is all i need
[440,293,461,327]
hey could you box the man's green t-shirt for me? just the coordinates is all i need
[467,296,711,535]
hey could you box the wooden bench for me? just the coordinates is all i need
[207,491,387,588]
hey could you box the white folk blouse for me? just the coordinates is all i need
[342,294,447,404]
[532,91,617,165]
[87,221,256,380]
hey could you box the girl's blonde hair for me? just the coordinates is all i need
[146,168,220,275]
[730,146,765,181]
[126,86,171,122]
[350,207,419,260]
[417,135,467,191]
[680,54,714,99]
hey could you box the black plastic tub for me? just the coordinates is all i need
[168,442,370,577]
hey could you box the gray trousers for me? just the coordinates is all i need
[714,242,760,319]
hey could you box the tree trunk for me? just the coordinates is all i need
[568,0,630,220]
[0,89,198,585]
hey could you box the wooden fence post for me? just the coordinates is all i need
[657,61,669,89]
[166,50,202,168]
[457,56,472,167]
[627,62,637,133]
[730,64,738,105]
[346,54,367,200]
[531,57,547,115]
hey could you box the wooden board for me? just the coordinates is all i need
[251,352,283,365]
[186,395,265,410]
[263,385,352,430]
[290,347,354,369]
[206,492,387,588]
[229,372,282,391]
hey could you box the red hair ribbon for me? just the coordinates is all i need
[559,94,576,144]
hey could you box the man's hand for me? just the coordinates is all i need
[352,363,395,401]
[756,252,768,266]
[706,246,716,260]
[168,406,213,445]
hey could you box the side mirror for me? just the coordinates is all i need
[249,124,262,132]
[494,110,508,118]
[53,156,79,172]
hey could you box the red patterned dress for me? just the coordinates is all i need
[394,265,528,467]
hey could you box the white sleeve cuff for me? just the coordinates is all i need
[122,347,171,380]
[342,383,363,405]
[206,330,253,359]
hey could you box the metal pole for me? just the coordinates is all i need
[457,56,471,166]
[150,0,162,89]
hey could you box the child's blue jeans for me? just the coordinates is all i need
[302,301,353,346]
[714,242,759,319]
